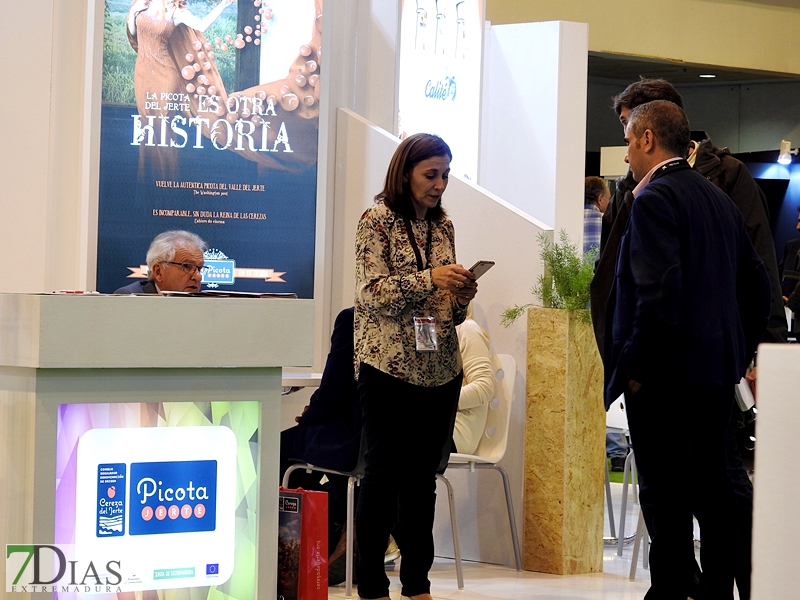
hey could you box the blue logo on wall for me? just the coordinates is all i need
[97,463,126,537]
[206,563,219,576]
[129,460,217,536]
[202,249,236,287]
[424,76,457,101]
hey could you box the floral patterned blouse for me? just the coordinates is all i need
[354,203,467,387]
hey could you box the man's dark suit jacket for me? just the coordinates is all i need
[605,160,771,407]
[292,307,360,471]
[592,134,786,366]
[114,280,158,294]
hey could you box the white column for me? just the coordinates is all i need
[752,343,800,598]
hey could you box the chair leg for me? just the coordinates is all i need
[631,451,639,505]
[436,474,464,589]
[345,475,356,599]
[605,459,617,539]
[493,465,523,571]
[642,521,650,570]
[281,463,304,489]
[617,451,635,556]
[628,507,647,581]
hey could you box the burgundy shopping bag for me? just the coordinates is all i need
[277,487,328,600]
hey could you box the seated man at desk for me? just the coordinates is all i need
[114,230,207,294]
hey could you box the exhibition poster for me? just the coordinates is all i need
[398,0,484,181]
[54,401,260,598]
[97,0,323,297]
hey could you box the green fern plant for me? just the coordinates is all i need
[501,230,597,326]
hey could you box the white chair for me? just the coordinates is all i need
[435,353,523,589]
[605,395,642,556]
[605,396,650,576]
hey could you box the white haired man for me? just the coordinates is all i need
[114,230,208,294]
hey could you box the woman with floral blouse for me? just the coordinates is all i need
[353,134,478,600]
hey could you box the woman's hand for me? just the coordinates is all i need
[431,264,478,304]
[431,264,472,292]
[453,281,477,305]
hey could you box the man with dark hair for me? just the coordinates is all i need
[594,77,780,600]
[609,100,771,599]
[591,78,786,355]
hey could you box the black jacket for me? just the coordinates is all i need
[591,132,787,363]
[606,160,771,406]
[291,307,361,471]
[114,279,158,294]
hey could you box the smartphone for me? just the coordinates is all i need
[468,260,495,279]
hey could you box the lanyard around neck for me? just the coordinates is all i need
[404,218,432,272]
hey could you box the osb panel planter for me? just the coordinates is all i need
[523,307,605,575]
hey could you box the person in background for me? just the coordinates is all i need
[353,133,477,600]
[585,176,627,470]
[114,230,207,294]
[583,176,609,255]
[280,307,361,586]
[452,304,493,456]
[779,208,800,332]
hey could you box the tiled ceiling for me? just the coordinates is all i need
[588,52,800,85]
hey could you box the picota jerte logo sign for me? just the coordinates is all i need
[128,460,217,535]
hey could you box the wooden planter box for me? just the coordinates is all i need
[523,307,605,575]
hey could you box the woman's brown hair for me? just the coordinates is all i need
[375,133,452,220]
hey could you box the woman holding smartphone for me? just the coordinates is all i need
[353,133,477,600]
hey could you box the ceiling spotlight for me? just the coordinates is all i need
[778,140,798,165]
[699,74,716,78]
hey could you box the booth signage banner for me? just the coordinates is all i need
[398,0,484,182]
[97,0,323,297]
[54,402,260,597]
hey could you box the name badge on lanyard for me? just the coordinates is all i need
[414,313,438,352]
[405,219,438,352]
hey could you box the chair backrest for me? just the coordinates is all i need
[471,353,516,463]
[605,394,628,432]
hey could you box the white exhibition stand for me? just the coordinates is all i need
[751,343,800,598]
[0,293,313,597]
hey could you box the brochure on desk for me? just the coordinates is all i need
[55,401,260,598]
[97,0,323,297]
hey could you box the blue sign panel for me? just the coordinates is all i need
[97,463,127,537]
[202,260,236,285]
[129,460,217,536]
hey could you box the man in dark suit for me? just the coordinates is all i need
[592,78,786,359]
[607,100,771,600]
[114,230,207,294]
